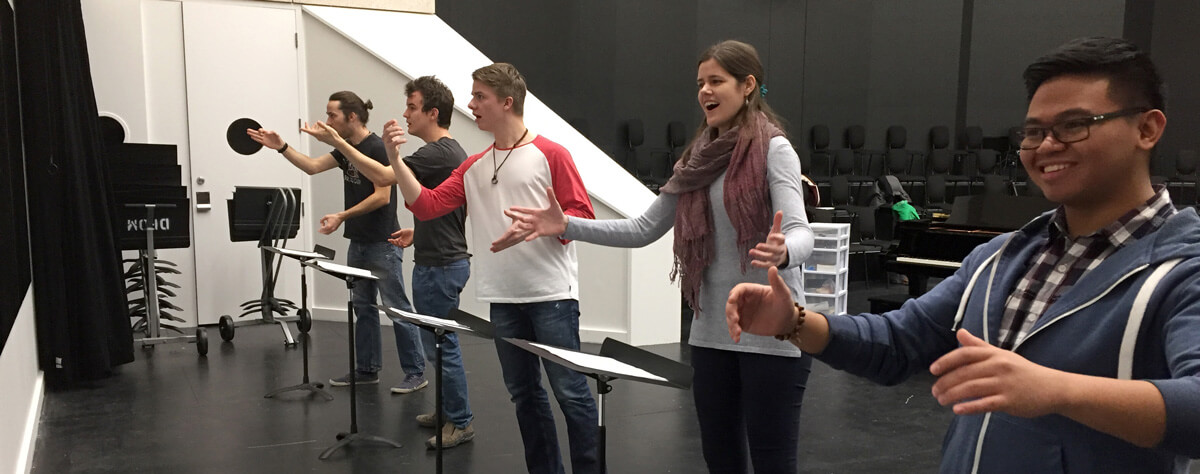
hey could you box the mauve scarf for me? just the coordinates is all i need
[660,112,782,314]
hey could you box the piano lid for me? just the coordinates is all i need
[945,194,1056,232]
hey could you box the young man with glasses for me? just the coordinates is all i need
[727,37,1200,473]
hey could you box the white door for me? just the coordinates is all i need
[183,2,307,325]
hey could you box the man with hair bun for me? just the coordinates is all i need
[247,90,427,393]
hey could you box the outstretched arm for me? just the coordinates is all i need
[494,187,568,252]
[248,127,337,175]
[302,121,398,186]
[930,329,1166,448]
[318,183,390,235]
[381,119,423,204]
[727,266,832,354]
[752,138,814,269]
[388,228,414,248]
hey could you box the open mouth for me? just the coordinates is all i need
[704,102,719,111]
[1042,163,1070,174]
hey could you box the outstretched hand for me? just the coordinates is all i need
[300,121,342,147]
[749,211,788,268]
[930,329,1066,418]
[490,219,536,253]
[388,228,414,248]
[726,266,797,343]
[491,187,567,252]
[382,119,408,160]
[246,128,284,151]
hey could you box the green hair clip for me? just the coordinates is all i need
[759,84,768,98]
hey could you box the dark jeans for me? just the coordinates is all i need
[691,346,813,474]
[347,241,423,376]
[412,259,473,428]
[492,299,600,474]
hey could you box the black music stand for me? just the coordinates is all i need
[502,337,692,473]
[220,186,304,345]
[126,203,208,356]
[375,306,494,473]
[263,246,335,401]
[304,259,402,459]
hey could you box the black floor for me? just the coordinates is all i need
[33,283,956,473]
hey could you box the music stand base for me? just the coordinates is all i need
[264,382,333,401]
[318,432,402,460]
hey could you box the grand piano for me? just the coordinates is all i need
[885,194,1055,298]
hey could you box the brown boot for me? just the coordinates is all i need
[425,422,475,449]
[415,413,438,428]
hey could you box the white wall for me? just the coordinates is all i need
[0,287,44,474]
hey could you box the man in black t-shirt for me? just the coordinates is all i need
[337,77,477,450]
[247,91,427,392]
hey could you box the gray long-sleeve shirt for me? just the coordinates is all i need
[564,136,813,356]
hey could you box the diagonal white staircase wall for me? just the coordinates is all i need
[303,6,680,345]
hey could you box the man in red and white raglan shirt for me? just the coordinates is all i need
[383,63,602,474]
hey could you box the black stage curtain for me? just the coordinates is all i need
[0,1,31,354]
[17,0,133,388]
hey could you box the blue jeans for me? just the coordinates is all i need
[691,346,812,474]
[492,299,600,474]
[347,241,423,376]
[412,259,473,428]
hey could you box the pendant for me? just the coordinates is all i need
[491,175,499,185]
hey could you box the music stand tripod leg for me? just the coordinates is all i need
[319,278,401,460]
[264,258,332,400]
[596,376,612,474]
[435,329,445,473]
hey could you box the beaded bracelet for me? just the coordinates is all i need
[773,303,805,341]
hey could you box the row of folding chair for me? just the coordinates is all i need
[802,125,1028,209]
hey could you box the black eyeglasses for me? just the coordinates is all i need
[1017,107,1149,150]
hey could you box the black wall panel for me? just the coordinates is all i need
[764,0,807,137]
[608,0,696,159]
[864,0,961,152]
[437,1,1200,182]
[800,0,872,149]
[966,0,1125,138]
[1150,0,1200,175]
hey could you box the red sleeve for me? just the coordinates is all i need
[538,137,594,220]
[406,152,480,220]
[536,137,593,245]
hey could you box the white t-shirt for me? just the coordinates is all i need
[408,135,594,303]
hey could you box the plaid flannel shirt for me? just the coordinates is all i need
[997,186,1176,350]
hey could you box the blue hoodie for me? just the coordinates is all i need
[816,208,1200,473]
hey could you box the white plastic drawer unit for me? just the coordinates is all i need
[803,292,847,316]
[803,270,845,296]
[801,223,850,315]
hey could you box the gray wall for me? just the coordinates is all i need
[440,1,1194,172]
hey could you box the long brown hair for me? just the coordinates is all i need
[680,40,786,165]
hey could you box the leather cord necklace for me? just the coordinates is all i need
[492,128,529,185]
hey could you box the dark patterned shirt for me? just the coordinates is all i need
[997,186,1176,350]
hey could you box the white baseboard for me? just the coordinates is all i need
[17,371,44,474]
